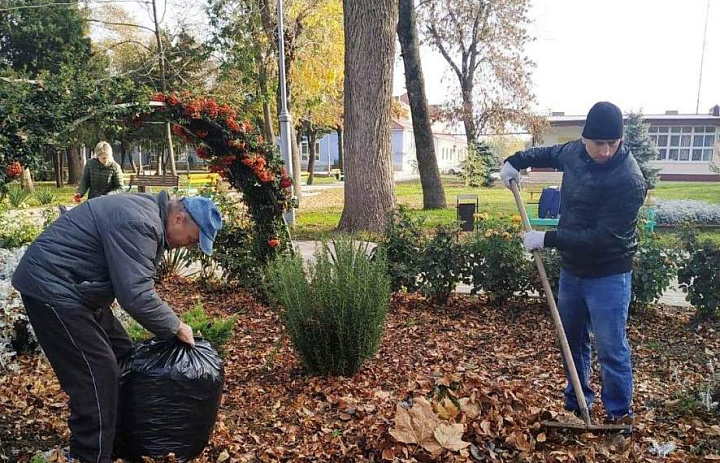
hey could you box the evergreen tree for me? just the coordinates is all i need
[461,141,497,187]
[624,111,661,189]
[0,0,91,76]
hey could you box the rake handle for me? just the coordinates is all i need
[509,179,591,426]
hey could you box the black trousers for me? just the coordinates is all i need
[21,294,133,463]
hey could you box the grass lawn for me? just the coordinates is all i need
[20,182,76,207]
[300,173,339,186]
[292,178,720,243]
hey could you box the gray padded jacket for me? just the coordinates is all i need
[12,191,180,338]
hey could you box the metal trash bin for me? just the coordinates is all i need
[456,194,478,232]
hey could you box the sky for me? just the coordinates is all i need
[117,0,720,117]
[394,0,720,116]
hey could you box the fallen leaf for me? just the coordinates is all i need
[506,431,532,452]
[381,447,395,461]
[434,396,460,420]
[389,397,441,452]
[434,423,470,452]
[479,419,493,436]
[216,450,230,463]
[459,397,481,419]
[537,432,546,443]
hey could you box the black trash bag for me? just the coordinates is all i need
[114,337,224,462]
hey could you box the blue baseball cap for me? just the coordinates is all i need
[181,196,222,256]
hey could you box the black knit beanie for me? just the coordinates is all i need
[582,102,624,140]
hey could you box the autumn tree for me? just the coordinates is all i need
[207,0,332,200]
[292,0,343,185]
[397,0,445,209]
[338,0,397,233]
[420,0,535,148]
[207,0,276,138]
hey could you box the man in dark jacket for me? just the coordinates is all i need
[12,190,222,463]
[500,102,646,422]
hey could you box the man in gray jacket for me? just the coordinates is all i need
[12,190,222,463]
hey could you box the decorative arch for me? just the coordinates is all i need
[140,92,294,260]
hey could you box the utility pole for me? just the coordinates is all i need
[696,0,711,114]
[277,0,295,225]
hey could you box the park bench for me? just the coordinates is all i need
[331,168,344,181]
[524,199,657,232]
[181,172,221,194]
[127,174,179,193]
[519,170,563,201]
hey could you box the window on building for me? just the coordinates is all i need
[649,125,715,162]
[301,140,320,160]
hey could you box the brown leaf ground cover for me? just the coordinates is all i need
[2,277,719,462]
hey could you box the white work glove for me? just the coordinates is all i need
[500,161,520,189]
[523,231,546,251]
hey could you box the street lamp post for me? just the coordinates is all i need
[277,0,295,225]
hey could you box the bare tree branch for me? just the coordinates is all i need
[86,18,156,33]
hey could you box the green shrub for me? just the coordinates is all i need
[127,302,237,352]
[211,218,264,286]
[0,206,40,248]
[194,182,274,287]
[265,237,390,376]
[181,304,238,349]
[380,206,425,292]
[631,233,682,313]
[466,213,531,302]
[6,187,31,208]
[126,319,153,343]
[34,188,57,205]
[419,223,466,304]
[678,239,720,321]
[527,248,562,300]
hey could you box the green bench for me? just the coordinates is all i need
[525,203,657,233]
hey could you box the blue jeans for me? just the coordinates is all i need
[557,269,633,419]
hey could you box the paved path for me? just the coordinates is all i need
[291,240,691,308]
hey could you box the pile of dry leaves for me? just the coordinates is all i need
[1,277,718,462]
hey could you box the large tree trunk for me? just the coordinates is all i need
[306,129,317,185]
[461,82,478,147]
[338,0,397,233]
[21,167,34,192]
[291,123,302,201]
[118,141,127,173]
[397,0,446,209]
[67,144,84,184]
[53,149,63,188]
[259,60,275,142]
[336,125,343,172]
[126,142,138,173]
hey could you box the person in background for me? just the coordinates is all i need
[73,141,124,202]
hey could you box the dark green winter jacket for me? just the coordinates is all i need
[77,158,125,199]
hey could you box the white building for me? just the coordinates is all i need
[542,106,720,181]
